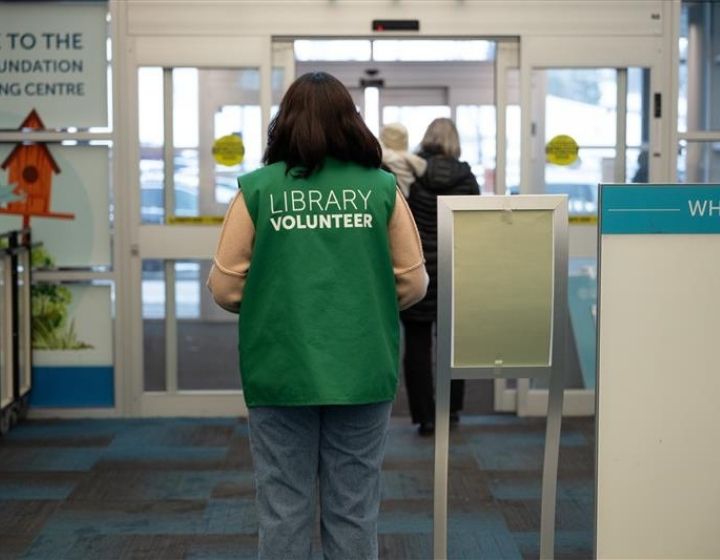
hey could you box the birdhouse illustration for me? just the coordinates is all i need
[0,109,75,229]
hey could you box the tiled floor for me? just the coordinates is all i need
[0,415,594,559]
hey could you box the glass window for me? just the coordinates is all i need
[294,39,494,63]
[364,87,381,137]
[373,40,494,62]
[214,105,261,204]
[535,68,639,215]
[545,69,617,146]
[627,147,648,184]
[382,105,452,153]
[172,68,200,219]
[142,259,165,391]
[626,68,650,182]
[294,40,371,61]
[142,259,164,320]
[142,259,241,391]
[456,105,496,193]
[679,1,720,133]
[678,1,720,181]
[175,261,200,320]
[176,260,240,391]
[678,28,688,134]
[678,141,720,183]
[138,67,165,224]
[541,69,617,214]
[138,67,263,223]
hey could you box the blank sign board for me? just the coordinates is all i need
[451,208,554,368]
[597,184,720,559]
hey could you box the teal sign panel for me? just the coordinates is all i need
[601,184,720,234]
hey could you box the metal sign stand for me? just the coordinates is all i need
[432,195,568,560]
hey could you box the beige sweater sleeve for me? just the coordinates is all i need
[207,191,255,314]
[389,189,429,310]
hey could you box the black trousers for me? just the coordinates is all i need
[401,318,464,425]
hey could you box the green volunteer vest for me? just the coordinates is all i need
[238,158,399,407]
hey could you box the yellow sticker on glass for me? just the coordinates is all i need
[212,134,245,166]
[546,134,579,166]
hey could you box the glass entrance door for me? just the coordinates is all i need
[531,67,651,212]
[127,36,293,416]
[508,35,662,416]
[526,66,650,415]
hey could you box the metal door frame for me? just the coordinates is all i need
[493,34,666,416]
[122,34,277,416]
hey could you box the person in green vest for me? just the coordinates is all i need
[208,71,428,560]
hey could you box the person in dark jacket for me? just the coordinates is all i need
[401,117,480,436]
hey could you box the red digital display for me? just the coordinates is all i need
[372,20,420,32]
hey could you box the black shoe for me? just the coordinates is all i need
[418,421,435,436]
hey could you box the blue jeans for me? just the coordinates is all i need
[248,402,392,560]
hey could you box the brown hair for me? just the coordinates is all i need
[420,118,461,159]
[263,72,381,177]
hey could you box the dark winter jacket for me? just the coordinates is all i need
[401,151,480,322]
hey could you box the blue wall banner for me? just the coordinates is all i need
[600,184,720,234]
